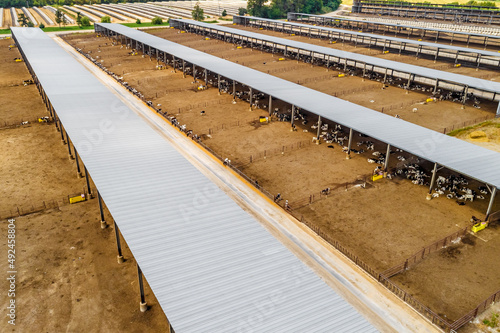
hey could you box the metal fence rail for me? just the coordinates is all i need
[381,224,470,278]
[0,187,97,221]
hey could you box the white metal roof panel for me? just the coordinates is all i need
[97,23,500,189]
[291,13,500,40]
[170,19,500,94]
[12,27,379,333]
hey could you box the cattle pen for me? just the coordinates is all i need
[288,13,500,49]
[87,22,500,331]
[234,15,500,70]
[11,26,381,333]
[171,18,500,117]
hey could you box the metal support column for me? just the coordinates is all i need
[232,81,236,102]
[74,148,83,178]
[84,166,93,199]
[97,191,107,229]
[427,162,438,200]
[268,95,272,116]
[249,88,253,111]
[59,122,66,144]
[182,60,186,78]
[290,105,295,130]
[486,187,497,220]
[462,86,468,109]
[316,116,321,144]
[383,144,391,172]
[204,69,208,86]
[346,128,353,159]
[217,74,221,95]
[137,264,148,312]
[114,221,124,263]
[496,101,500,118]
[65,130,74,159]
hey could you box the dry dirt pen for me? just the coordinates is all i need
[0,37,170,331]
[0,39,47,124]
[0,202,169,332]
[148,28,498,134]
[0,38,89,211]
[64,31,500,330]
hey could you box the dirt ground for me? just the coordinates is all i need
[0,125,89,213]
[391,228,500,321]
[0,202,170,332]
[0,39,47,124]
[3,9,13,28]
[63,30,500,327]
[0,39,88,214]
[147,28,498,133]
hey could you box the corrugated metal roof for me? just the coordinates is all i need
[12,27,380,332]
[97,23,500,189]
[169,19,500,96]
[290,13,500,41]
[239,15,500,59]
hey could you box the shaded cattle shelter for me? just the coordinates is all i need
[170,18,500,113]
[351,0,500,25]
[288,13,500,49]
[96,22,499,218]
[11,26,380,333]
[234,15,500,69]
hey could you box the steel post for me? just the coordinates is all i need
[316,116,321,144]
[383,144,391,172]
[347,128,353,159]
[65,130,73,159]
[268,95,272,116]
[427,162,438,200]
[114,220,124,263]
[84,166,93,198]
[137,265,148,312]
[97,191,107,229]
[74,148,83,178]
[249,87,253,111]
[486,187,497,220]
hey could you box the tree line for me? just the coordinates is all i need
[247,0,342,19]
[0,0,169,9]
